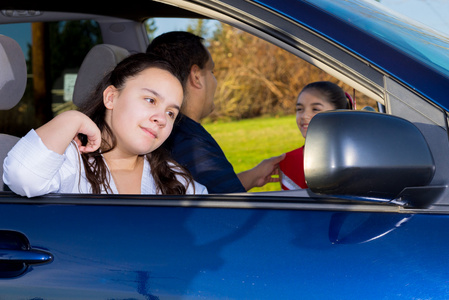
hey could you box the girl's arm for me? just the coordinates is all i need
[3,111,101,197]
[35,110,101,154]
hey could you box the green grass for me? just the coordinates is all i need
[203,115,304,192]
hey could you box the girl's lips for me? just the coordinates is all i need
[141,127,158,139]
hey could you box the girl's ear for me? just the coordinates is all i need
[188,64,203,89]
[103,85,116,109]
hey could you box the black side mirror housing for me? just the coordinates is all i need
[304,111,435,200]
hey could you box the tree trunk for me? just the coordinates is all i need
[31,22,53,127]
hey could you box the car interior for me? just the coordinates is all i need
[0,34,26,190]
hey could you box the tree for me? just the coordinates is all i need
[187,19,210,37]
[207,22,374,120]
[146,19,158,41]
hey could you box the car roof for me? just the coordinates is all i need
[0,1,204,21]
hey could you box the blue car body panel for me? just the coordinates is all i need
[1,196,449,299]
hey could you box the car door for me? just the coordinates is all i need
[2,193,449,299]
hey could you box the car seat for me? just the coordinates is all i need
[72,44,129,107]
[0,35,27,191]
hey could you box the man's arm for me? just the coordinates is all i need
[237,154,285,191]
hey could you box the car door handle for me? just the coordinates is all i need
[0,249,53,265]
[0,230,54,278]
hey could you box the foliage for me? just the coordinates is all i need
[186,19,209,37]
[146,19,157,41]
[48,21,102,85]
[207,23,375,121]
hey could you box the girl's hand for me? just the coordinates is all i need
[74,123,102,153]
[36,110,101,155]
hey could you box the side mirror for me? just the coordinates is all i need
[304,111,436,202]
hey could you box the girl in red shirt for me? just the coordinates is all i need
[280,81,355,190]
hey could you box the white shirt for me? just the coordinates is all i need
[3,130,208,197]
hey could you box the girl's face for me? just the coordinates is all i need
[296,90,336,137]
[104,67,183,156]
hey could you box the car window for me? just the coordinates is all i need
[145,18,379,193]
[0,16,380,195]
[0,20,101,137]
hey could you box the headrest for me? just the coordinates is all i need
[72,44,129,107]
[0,35,27,110]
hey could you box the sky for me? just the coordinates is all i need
[152,18,191,37]
[152,18,218,38]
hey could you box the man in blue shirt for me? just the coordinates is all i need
[147,31,284,193]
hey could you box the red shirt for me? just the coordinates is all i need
[279,147,308,190]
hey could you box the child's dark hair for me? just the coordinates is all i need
[77,53,194,194]
[299,81,354,109]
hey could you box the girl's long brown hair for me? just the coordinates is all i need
[77,53,194,194]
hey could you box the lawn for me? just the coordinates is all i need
[203,115,304,192]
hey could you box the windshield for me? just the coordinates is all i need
[307,0,449,78]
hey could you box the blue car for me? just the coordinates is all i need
[1,0,449,298]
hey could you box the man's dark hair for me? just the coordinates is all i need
[146,31,209,86]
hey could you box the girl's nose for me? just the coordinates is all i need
[300,110,312,121]
[150,111,167,127]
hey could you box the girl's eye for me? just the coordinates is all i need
[145,98,156,104]
[166,111,176,119]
